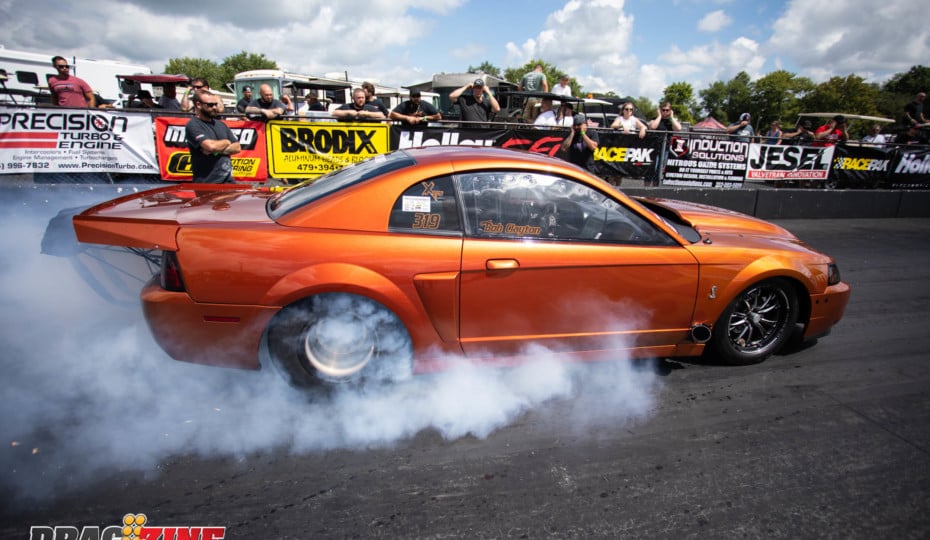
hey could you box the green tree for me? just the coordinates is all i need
[219,51,278,89]
[799,75,881,137]
[467,61,502,79]
[699,80,729,121]
[163,57,222,87]
[750,70,814,127]
[880,65,930,123]
[661,81,699,123]
[724,71,753,124]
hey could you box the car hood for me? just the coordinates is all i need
[636,196,796,239]
[73,185,273,250]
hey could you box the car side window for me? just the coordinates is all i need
[458,172,672,245]
[388,175,461,234]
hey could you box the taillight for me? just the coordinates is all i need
[160,251,186,292]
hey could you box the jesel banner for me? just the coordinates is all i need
[154,116,267,182]
[269,120,391,179]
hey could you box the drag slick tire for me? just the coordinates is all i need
[709,278,799,365]
[266,293,413,388]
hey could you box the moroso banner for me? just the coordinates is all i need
[0,107,158,175]
[154,117,267,182]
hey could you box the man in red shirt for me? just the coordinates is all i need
[813,115,848,147]
[48,55,95,108]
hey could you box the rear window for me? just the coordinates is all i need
[268,151,416,219]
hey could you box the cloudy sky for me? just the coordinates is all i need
[0,0,927,101]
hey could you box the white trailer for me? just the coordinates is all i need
[0,46,152,105]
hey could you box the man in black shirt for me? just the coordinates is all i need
[185,91,241,183]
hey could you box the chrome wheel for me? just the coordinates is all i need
[710,279,799,365]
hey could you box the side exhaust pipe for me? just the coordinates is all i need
[690,324,712,343]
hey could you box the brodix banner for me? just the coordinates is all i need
[0,107,158,175]
[154,117,267,182]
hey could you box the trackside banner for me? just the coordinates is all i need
[663,134,748,188]
[0,107,157,175]
[746,143,835,182]
[829,144,893,189]
[154,117,267,182]
[269,120,391,179]
[887,145,930,189]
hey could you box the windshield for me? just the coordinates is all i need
[268,151,417,219]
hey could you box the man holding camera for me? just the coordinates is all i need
[813,115,849,147]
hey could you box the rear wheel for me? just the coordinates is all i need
[266,293,413,387]
[709,279,799,365]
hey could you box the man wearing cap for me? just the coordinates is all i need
[782,119,814,146]
[236,86,254,114]
[390,89,441,126]
[298,93,327,117]
[559,113,599,173]
[449,78,500,123]
[726,112,755,142]
[131,89,158,109]
[813,115,849,147]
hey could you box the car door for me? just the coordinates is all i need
[457,171,699,358]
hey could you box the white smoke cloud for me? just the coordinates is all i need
[0,187,661,506]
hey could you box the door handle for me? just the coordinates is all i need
[486,259,519,270]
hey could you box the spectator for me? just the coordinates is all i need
[185,90,241,183]
[182,78,224,113]
[449,79,500,123]
[48,55,95,108]
[158,83,182,110]
[764,120,783,144]
[610,102,647,138]
[726,112,754,142]
[131,89,158,109]
[518,63,549,122]
[782,119,814,145]
[245,84,286,121]
[236,86,253,114]
[332,87,386,121]
[861,124,887,147]
[533,97,557,126]
[903,92,928,127]
[813,115,849,147]
[560,113,599,173]
[894,124,929,145]
[389,89,441,125]
[298,93,327,117]
[555,101,575,127]
[649,101,682,132]
[552,74,572,98]
[361,81,390,117]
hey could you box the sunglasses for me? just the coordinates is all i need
[661,108,671,112]
[200,102,219,108]
[55,64,70,69]
[622,107,634,111]
[192,85,205,89]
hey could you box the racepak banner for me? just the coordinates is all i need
[0,107,157,175]
[154,116,268,182]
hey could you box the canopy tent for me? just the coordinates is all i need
[692,116,726,130]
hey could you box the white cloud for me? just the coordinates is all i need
[698,10,732,33]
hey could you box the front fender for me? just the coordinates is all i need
[692,254,819,326]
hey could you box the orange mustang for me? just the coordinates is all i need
[73,147,849,387]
